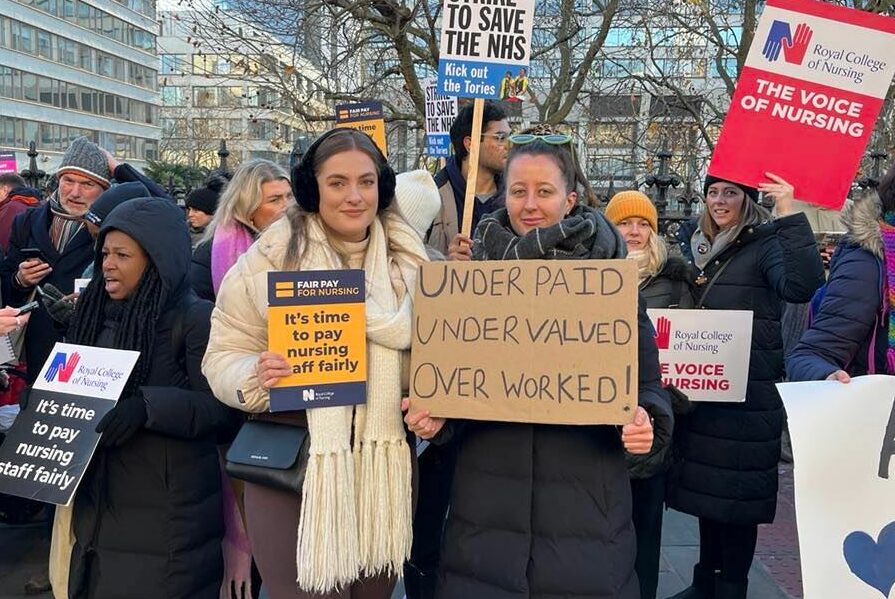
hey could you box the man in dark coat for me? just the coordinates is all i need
[65,197,238,599]
[0,137,168,384]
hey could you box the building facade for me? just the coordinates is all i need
[0,0,161,172]
[157,9,324,169]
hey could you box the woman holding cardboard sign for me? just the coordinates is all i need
[404,134,672,599]
[204,128,429,599]
[668,175,824,599]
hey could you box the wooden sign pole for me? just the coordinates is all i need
[460,98,485,237]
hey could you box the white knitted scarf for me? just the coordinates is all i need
[296,211,425,593]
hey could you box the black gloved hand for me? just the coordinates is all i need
[96,392,147,447]
[40,283,76,325]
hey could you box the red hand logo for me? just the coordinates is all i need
[782,23,812,65]
[654,317,671,350]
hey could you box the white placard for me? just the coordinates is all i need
[32,342,140,400]
[436,0,535,97]
[74,278,90,294]
[423,77,458,157]
[647,309,753,402]
[778,376,895,599]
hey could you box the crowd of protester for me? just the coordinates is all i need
[0,96,887,599]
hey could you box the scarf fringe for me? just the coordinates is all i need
[356,439,413,578]
[296,450,359,593]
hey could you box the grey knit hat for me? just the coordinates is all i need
[56,137,111,188]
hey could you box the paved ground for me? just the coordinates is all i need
[0,465,802,599]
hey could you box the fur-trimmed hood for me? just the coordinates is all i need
[841,189,883,258]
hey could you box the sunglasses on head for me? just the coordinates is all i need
[509,133,573,146]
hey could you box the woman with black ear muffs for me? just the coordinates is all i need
[203,128,429,599]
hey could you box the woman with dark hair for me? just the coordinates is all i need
[55,197,238,599]
[668,174,824,599]
[203,128,428,599]
[787,163,895,383]
[404,136,672,599]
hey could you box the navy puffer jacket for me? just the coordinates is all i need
[787,191,888,381]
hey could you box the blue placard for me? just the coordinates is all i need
[427,134,452,157]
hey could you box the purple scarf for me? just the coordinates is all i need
[211,221,255,294]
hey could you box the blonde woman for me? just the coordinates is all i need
[191,159,293,302]
[606,190,694,310]
[605,190,693,599]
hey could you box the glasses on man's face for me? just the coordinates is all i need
[509,133,573,145]
[481,132,511,143]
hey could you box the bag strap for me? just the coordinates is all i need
[696,257,734,309]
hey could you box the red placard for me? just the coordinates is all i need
[708,0,895,210]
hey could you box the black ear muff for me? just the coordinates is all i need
[376,160,396,214]
[292,129,338,212]
[291,128,395,213]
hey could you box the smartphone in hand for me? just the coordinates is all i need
[20,248,48,263]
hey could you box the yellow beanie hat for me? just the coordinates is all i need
[605,191,658,233]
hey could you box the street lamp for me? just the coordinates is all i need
[19,142,46,191]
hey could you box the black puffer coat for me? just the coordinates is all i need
[68,199,239,599]
[627,256,695,480]
[435,206,671,599]
[668,213,823,524]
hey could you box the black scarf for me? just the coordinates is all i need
[473,204,627,261]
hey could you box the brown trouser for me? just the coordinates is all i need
[244,482,396,599]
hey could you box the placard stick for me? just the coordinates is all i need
[460,98,485,237]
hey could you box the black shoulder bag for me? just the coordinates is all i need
[225,416,309,494]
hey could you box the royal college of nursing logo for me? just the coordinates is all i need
[43,352,80,383]
[762,20,814,65]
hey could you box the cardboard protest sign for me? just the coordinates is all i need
[335,101,388,157]
[648,309,752,402]
[0,343,139,506]
[423,78,458,157]
[437,0,535,98]
[709,0,895,210]
[267,270,367,412]
[778,375,895,598]
[0,151,16,174]
[409,260,639,425]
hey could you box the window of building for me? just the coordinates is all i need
[11,21,34,53]
[37,30,52,59]
[57,37,77,65]
[605,27,643,47]
[194,87,219,107]
[22,73,38,102]
[161,86,185,106]
[160,54,187,75]
[0,67,13,99]
[587,153,636,179]
[709,57,738,78]
[162,118,187,137]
